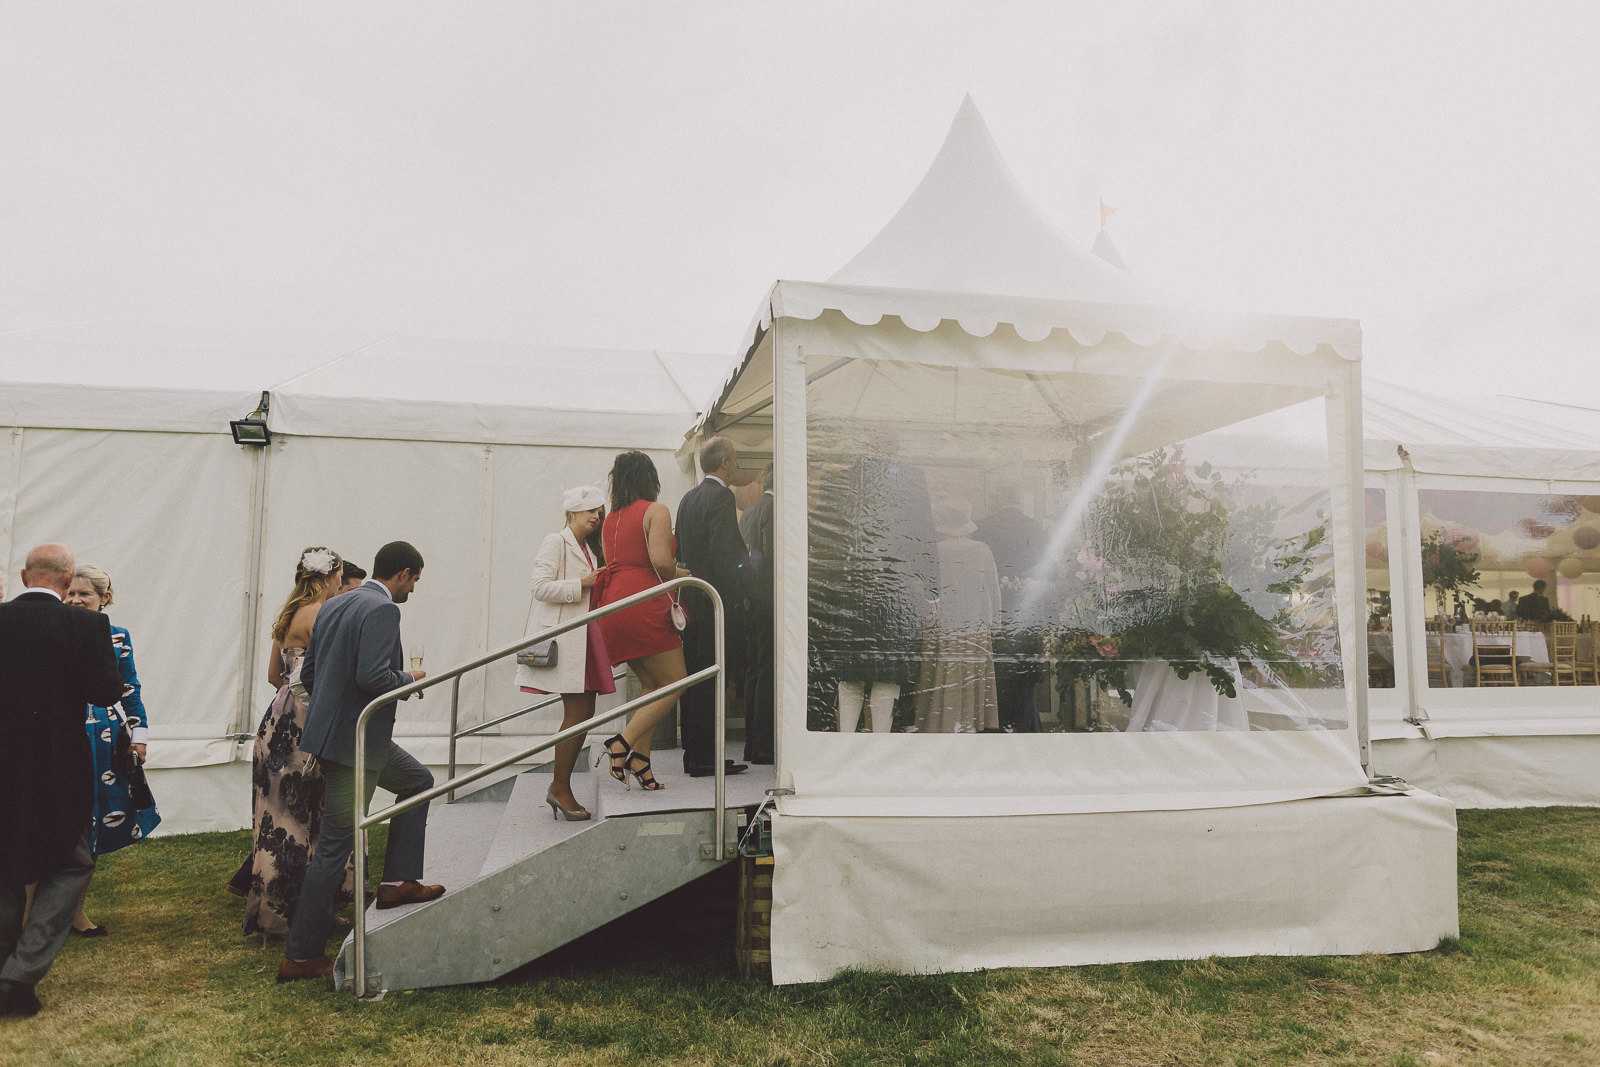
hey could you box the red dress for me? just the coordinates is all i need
[596,500,681,662]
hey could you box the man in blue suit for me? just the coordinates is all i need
[280,541,441,983]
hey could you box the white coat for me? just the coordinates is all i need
[513,527,598,695]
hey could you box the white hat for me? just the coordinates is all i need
[562,485,606,512]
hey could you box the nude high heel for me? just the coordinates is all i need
[545,789,592,821]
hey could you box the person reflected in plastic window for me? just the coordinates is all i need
[810,427,940,733]
[739,463,776,764]
[914,503,1000,733]
[972,481,1047,732]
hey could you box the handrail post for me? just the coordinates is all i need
[447,676,460,802]
[352,732,369,997]
[713,585,727,861]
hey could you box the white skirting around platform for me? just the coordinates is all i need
[1372,733,1600,808]
[768,790,1459,985]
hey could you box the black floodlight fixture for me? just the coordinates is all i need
[230,391,272,446]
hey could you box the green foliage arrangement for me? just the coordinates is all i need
[1047,448,1329,704]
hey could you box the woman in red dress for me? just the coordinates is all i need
[593,451,691,790]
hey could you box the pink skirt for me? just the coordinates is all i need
[521,620,617,696]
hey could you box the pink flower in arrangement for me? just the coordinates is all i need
[1184,494,1209,515]
[1091,635,1122,658]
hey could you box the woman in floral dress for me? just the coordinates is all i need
[241,547,352,937]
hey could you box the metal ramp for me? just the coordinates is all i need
[333,750,775,995]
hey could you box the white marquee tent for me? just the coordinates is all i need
[688,98,1456,983]
[0,320,733,831]
[1358,382,1600,807]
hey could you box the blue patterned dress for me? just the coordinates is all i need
[85,624,161,856]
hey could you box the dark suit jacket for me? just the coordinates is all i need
[739,490,775,615]
[299,581,415,766]
[0,590,124,884]
[1516,594,1552,623]
[675,477,752,624]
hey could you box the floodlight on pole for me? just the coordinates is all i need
[229,391,272,446]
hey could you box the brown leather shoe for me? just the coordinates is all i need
[375,880,446,910]
[276,955,334,983]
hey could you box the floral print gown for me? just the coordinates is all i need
[242,647,352,937]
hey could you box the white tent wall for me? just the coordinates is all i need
[246,435,697,767]
[0,323,731,834]
[3,427,256,763]
[769,792,1458,984]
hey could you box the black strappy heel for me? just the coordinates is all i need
[625,751,664,791]
[595,734,629,782]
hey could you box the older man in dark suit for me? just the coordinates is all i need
[0,544,124,1016]
[674,436,754,778]
[280,541,441,983]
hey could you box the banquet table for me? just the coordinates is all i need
[1367,630,1549,687]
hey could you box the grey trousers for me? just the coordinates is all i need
[0,825,94,986]
[283,743,433,961]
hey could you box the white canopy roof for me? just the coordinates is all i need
[0,320,734,449]
[1362,381,1600,481]
[829,95,1166,306]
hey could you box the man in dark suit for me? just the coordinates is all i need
[1517,579,1552,624]
[0,544,124,1016]
[280,541,441,983]
[739,464,776,764]
[674,436,753,777]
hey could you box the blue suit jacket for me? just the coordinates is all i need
[299,581,414,766]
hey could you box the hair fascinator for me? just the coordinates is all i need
[300,548,339,575]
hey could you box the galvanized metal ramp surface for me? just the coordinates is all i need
[334,750,774,994]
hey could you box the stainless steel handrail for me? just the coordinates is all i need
[446,669,627,800]
[348,575,727,998]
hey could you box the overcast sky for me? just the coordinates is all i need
[4,2,1598,406]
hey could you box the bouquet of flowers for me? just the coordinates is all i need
[1049,447,1331,704]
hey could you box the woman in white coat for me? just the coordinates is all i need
[516,485,615,819]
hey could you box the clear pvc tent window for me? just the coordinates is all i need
[802,356,1346,735]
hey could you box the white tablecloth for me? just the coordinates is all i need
[1368,631,1548,687]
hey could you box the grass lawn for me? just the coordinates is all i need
[2,808,1598,1066]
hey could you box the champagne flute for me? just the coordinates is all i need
[409,642,424,673]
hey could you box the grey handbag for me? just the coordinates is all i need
[516,640,557,668]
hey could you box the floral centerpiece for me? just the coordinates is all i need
[1045,447,1331,704]
[1418,529,1480,617]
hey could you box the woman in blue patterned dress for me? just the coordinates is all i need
[64,564,161,936]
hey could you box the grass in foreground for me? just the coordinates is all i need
[2,809,1598,1066]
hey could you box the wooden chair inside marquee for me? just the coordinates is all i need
[1426,640,1449,687]
[1573,624,1599,685]
[1518,620,1577,686]
[1469,618,1518,687]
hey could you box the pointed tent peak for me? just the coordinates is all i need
[828,98,1167,306]
[1090,229,1130,273]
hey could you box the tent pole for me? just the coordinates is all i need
[234,437,271,740]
